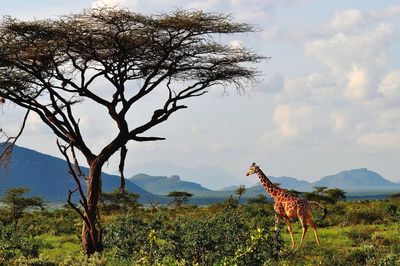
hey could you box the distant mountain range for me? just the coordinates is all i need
[128,174,211,195]
[246,169,400,194]
[313,168,399,190]
[128,165,400,199]
[0,144,163,203]
[127,161,253,190]
[0,145,399,204]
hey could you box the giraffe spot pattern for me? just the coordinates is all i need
[246,163,324,246]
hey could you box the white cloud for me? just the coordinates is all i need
[257,73,284,93]
[185,0,219,10]
[379,70,400,100]
[91,0,130,9]
[370,4,400,19]
[330,9,365,32]
[305,25,392,76]
[330,111,346,131]
[344,64,369,100]
[357,132,400,150]
[273,104,314,137]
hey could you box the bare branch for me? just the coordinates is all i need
[71,145,86,180]
[56,140,89,213]
[0,107,30,172]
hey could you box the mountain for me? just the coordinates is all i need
[0,144,162,203]
[313,168,400,191]
[245,168,400,195]
[221,185,240,191]
[1,145,398,204]
[245,176,314,196]
[129,173,211,195]
[128,161,253,190]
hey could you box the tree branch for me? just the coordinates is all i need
[0,107,30,172]
[118,145,127,193]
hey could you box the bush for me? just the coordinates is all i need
[0,224,41,263]
[378,252,400,266]
[104,205,283,265]
[345,227,373,245]
[344,202,385,225]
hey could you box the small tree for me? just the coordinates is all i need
[287,189,302,198]
[101,189,140,213]
[389,192,400,200]
[304,186,346,204]
[166,191,193,208]
[0,187,43,230]
[247,194,268,205]
[235,185,247,202]
[324,187,346,202]
[0,8,262,255]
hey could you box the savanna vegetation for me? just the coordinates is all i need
[0,7,262,255]
[0,186,399,265]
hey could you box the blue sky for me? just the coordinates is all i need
[1,0,400,189]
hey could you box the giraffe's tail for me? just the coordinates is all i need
[309,201,328,222]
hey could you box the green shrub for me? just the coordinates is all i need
[345,227,373,245]
[103,215,148,259]
[378,252,400,266]
[0,225,41,260]
[104,205,282,265]
[344,202,385,225]
[59,252,107,266]
[343,245,379,265]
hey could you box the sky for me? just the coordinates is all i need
[1,0,400,189]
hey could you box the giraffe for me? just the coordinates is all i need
[246,163,327,248]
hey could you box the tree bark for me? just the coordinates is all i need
[82,159,104,255]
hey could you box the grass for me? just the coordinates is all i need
[279,222,399,265]
[35,233,81,263]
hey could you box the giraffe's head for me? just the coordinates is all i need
[246,162,259,176]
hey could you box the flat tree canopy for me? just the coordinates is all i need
[0,8,263,255]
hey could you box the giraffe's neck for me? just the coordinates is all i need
[256,169,284,199]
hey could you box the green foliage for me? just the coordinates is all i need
[389,192,400,200]
[0,224,41,263]
[21,209,80,236]
[0,191,399,265]
[0,187,43,229]
[103,215,148,259]
[378,252,400,266]
[58,252,107,266]
[104,204,282,265]
[247,194,268,205]
[166,191,193,208]
[345,227,373,245]
[303,186,347,205]
[101,189,140,213]
[344,201,386,225]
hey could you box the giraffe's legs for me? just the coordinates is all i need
[274,214,281,231]
[307,216,321,245]
[283,217,295,248]
[299,215,308,247]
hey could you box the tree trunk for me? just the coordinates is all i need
[82,159,104,255]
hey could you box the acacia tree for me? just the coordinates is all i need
[0,187,43,230]
[0,8,262,255]
[166,191,193,208]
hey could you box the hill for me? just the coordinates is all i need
[313,168,400,191]
[127,161,253,190]
[0,144,162,203]
[1,145,398,204]
[245,168,400,196]
[246,175,314,195]
[129,173,212,195]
